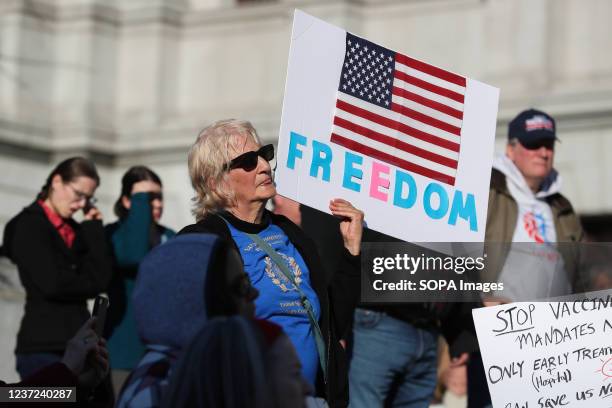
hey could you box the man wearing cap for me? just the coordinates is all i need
[467,109,584,408]
[485,108,583,282]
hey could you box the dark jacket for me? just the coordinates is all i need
[3,202,113,354]
[300,205,478,357]
[179,210,360,408]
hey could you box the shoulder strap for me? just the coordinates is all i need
[244,231,328,383]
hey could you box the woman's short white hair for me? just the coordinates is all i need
[188,119,261,221]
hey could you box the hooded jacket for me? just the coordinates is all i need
[116,233,224,408]
[2,202,113,353]
[179,210,361,408]
[484,156,584,287]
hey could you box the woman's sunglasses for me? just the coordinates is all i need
[226,144,274,172]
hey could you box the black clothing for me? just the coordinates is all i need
[3,202,113,353]
[300,205,478,357]
[179,210,360,408]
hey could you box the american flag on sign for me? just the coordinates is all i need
[331,33,466,186]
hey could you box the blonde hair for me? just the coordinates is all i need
[188,119,261,221]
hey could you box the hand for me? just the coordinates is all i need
[329,199,364,256]
[83,207,102,221]
[95,338,109,374]
[61,318,103,375]
[77,338,109,391]
[131,180,160,194]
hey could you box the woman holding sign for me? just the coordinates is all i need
[179,119,363,407]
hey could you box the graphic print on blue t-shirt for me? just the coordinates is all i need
[226,221,321,386]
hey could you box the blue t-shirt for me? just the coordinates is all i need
[226,221,321,386]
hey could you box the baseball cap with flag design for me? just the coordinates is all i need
[508,109,559,147]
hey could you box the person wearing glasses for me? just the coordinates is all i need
[104,166,175,393]
[2,157,113,379]
[180,119,364,408]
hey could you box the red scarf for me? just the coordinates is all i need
[38,200,76,248]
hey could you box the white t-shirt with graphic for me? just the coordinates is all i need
[493,155,570,301]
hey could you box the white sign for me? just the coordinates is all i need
[473,294,612,408]
[276,10,500,242]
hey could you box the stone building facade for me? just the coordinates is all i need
[1,0,611,381]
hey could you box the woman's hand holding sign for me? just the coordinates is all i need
[329,198,364,256]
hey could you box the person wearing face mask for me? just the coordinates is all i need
[104,166,175,393]
[180,119,364,407]
[2,157,113,379]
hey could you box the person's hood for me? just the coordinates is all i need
[492,154,562,199]
[133,233,223,350]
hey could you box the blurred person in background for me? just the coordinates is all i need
[2,157,113,379]
[1,317,112,407]
[162,315,312,408]
[1,318,108,391]
[104,166,175,393]
[180,119,364,407]
[468,109,585,408]
[116,233,258,408]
